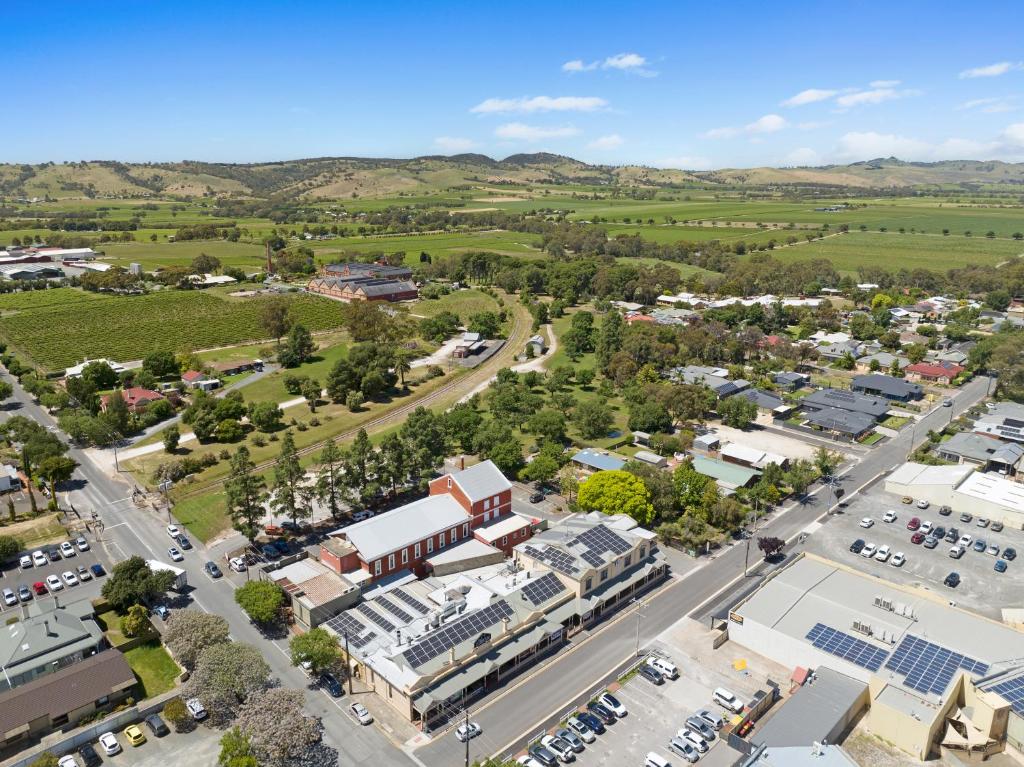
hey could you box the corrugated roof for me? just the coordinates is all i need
[339,494,468,561]
[753,667,867,748]
[572,449,626,472]
[690,455,760,487]
[450,460,511,502]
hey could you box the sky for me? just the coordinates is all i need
[4,0,1024,169]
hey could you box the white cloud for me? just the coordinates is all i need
[957,97,1016,114]
[658,155,714,170]
[835,87,919,108]
[959,61,1023,79]
[702,126,740,139]
[1003,123,1024,146]
[603,52,646,70]
[562,52,656,76]
[433,136,477,152]
[869,79,901,88]
[835,131,933,159]
[781,88,838,107]
[746,114,787,134]
[494,123,580,141]
[470,96,607,114]
[587,134,624,150]
[562,59,597,72]
[786,147,821,165]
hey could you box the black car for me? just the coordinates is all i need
[932,526,945,540]
[260,544,280,560]
[944,572,961,588]
[320,671,343,697]
[176,534,193,550]
[145,713,170,736]
[637,663,665,685]
[991,521,1004,533]
[944,527,959,543]
[79,743,102,767]
[528,745,559,767]
[577,711,606,734]
[204,561,223,578]
[47,548,61,562]
[849,539,865,554]
[1004,547,1017,561]
[529,491,545,503]
[587,701,616,725]
[938,505,952,516]
[271,539,291,556]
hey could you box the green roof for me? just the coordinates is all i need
[691,455,761,488]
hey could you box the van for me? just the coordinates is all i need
[713,687,744,713]
[647,656,679,680]
[351,510,374,522]
[644,753,670,767]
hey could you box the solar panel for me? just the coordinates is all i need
[521,572,565,607]
[523,545,579,576]
[323,614,377,649]
[375,595,414,624]
[403,600,515,668]
[990,676,1024,714]
[884,635,989,696]
[805,623,889,673]
[573,525,631,556]
[580,550,605,568]
[356,603,396,633]
[394,588,429,614]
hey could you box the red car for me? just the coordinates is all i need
[906,517,921,531]
[911,532,926,544]
[32,582,47,596]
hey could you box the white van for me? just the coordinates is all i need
[351,510,374,522]
[647,656,679,680]
[644,753,670,767]
[713,687,744,713]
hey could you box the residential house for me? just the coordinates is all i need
[181,370,220,391]
[690,455,761,491]
[731,387,789,415]
[809,331,851,345]
[0,464,19,492]
[99,387,165,414]
[210,359,262,377]
[0,600,106,690]
[800,407,877,441]
[624,312,655,326]
[850,374,922,403]
[936,432,1024,475]
[649,307,697,325]
[816,340,864,362]
[64,359,126,379]
[720,443,788,470]
[187,273,237,287]
[898,331,931,347]
[571,449,626,475]
[974,402,1024,444]
[801,388,891,420]
[670,365,749,399]
[854,352,909,374]
[904,361,964,385]
[611,301,644,313]
[772,371,810,391]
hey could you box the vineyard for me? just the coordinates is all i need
[0,288,344,370]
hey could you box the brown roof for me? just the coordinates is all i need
[0,651,137,737]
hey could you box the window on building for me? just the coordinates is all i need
[484,498,490,510]
[493,494,501,507]
[585,578,592,592]
[600,569,608,582]
[439,534,446,549]
[463,523,469,537]
[427,538,434,554]
[483,510,491,523]
[402,549,409,565]
[502,536,508,546]
[447,477,452,488]
[374,560,382,575]
[414,542,421,558]
[388,553,395,570]
[624,554,631,567]
[639,546,645,558]
[52,713,69,726]
[450,529,457,544]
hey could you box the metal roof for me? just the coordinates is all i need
[338,494,469,562]
[753,667,867,748]
[851,374,921,399]
[690,455,761,488]
[802,388,890,417]
[572,449,626,472]
[449,460,511,503]
[801,406,878,435]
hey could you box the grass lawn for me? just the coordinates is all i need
[99,240,267,271]
[96,610,158,648]
[412,289,502,322]
[312,230,544,264]
[881,415,912,430]
[123,642,179,698]
[612,257,720,278]
[2,513,67,549]
[859,432,885,445]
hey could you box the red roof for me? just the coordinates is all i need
[906,362,964,378]
[182,370,205,382]
[101,387,165,409]
[626,314,655,324]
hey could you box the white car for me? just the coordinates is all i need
[920,521,933,535]
[59,541,76,558]
[566,716,596,743]
[456,721,481,742]
[958,535,973,548]
[678,727,709,753]
[229,556,248,572]
[859,517,874,528]
[860,542,877,559]
[916,499,930,509]
[541,734,576,762]
[891,552,906,567]
[46,574,63,591]
[883,510,898,523]
[58,756,78,767]
[31,550,47,567]
[2,588,16,607]
[949,545,965,559]
[62,570,79,587]
[874,545,891,563]
[98,731,121,756]
[19,554,32,569]
[168,546,183,562]
[75,536,90,551]
[186,698,207,721]
[517,757,543,767]
[350,702,373,725]
[597,691,627,717]
[166,524,181,538]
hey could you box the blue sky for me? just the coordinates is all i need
[4,0,1024,168]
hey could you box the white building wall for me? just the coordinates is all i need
[951,491,1024,531]
[883,479,958,507]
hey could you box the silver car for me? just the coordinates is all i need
[668,735,700,763]
[554,727,585,753]
[685,715,716,741]
[566,716,596,744]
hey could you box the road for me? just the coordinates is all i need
[0,371,416,767]
[414,375,993,766]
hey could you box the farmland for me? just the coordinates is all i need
[0,288,345,370]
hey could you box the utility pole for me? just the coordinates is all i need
[344,631,353,695]
[634,598,644,656]
[464,708,470,767]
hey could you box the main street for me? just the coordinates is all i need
[0,371,417,767]
[414,375,992,766]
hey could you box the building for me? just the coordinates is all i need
[799,407,878,441]
[936,432,1024,475]
[0,600,106,690]
[690,455,761,491]
[525,334,547,357]
[100,387,165,414]
[64,359,126,379]
[854,351,910,374]
[0,264,64,281]
[885,462,1024,530]
[0,651,136,751]
[266,557,361,630]
[669,365,749,399]
[632,450,668,469]
[850,374,922,402]
[570,449,626,474]
[321,262,413,281]
[904,361,965,385]
[33,247,96,261]
[649,307,697,325]
[727,554,1022,760]
[720,443,788,470]
[453,332,486,359]
[307,275,419,303]
[772,371,809,391]
[187,273,237,286]
[731,387,790,415]
[816,340,864,361]
[973,402,1024,444]
[181,370,220,391]
[801,388,890,420]
[0,465,20,493]
[321,461,530,583]
[210,359,262,377]
[752,667,868,749]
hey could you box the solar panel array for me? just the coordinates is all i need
[394,588,429,614]
[884,635,989,695]
[805,623,889,672]
[521,572,565,607]
[404,600,514,668]
[573,525,632,556]
[523,545,578,576]
[356,603,396,633]
[989,676,1024,714]
[375,595,414,624]
[580,550,605,568]
[323,613,377,649]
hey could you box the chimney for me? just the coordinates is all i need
[43,620,55,637]
[396,630,402,646]
[265,241,273,274]
[53,595,59,610]
[448,647,456,664]
[459,455,465,471]
[501,617,510,634]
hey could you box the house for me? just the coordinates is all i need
[974,402,1024,443]
[64,359,126,379]
[720,443,788,470]
[100,387,165,414]
[731,387,788,414]
[624,312,655,326]
[611,301,644,313]
[904,361,964,385]
[898,331,931,347]
[801,388,890,420]
[525,334,547,357]
[693,432,720,452]
[649,307,697,325]
[210,359,262,377]
[571,449,626,474]
[453,332,486,359]
[632,450,668,469]
[850,374,922,402]
[181,370,220,391]
[669,365,749,399]
[307,275,419,303]
[690,455,761,491]
[854,351,909,374]
[817,340,864,361]
[809,331,851,345]
[0,464,19,492]
[799,407,878,440]
[321,262,413,281]
[656,292,704,307]
[0,600,106,690]
[772,371,809,391]
[936,432,1024,475]
[0,651,136,751]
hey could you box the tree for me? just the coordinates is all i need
[103,390,130,434]
[249,401,283,432]
[301,378,321,412]
[218,727,258,767]
[162,425,180,453]
[278,323,315,368]
[163,610,230,670]
[163,698,194,734]
[142,350,180,378]
[234,580,285,625]
[289,628,340,673]
[183,642,270,725]
[784,459,816,498]
[468,311,502,338]
[718,395,758,429]
[573,399,613,440]
[315,441,346,520]
[260,297,292,345]
[225,446,266,544]
[393,348,413,387]
[758,536,785,560]
[271,431,310,527]
[339,301,393,344]
[0,379,14,403]
[577,470,655,525]
[526,409,567,443]
[37,454,77,503]
[215,418,244,443]
[121,604,150,637]
[191,253,222,275]
[27,754,59,767]
[813,447,841,479]
[627,400,672,433]
[101,555,176,613]
[445,403,482,452]
[0,535,20,562]
[234,688,322,766]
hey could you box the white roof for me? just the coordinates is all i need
[474,513,532,543]
[887,462,973,487]
[64,358,127,377]
[37,247,96,258]
[338,494,468,561]
[632,450,666,465]
[720,442,786,467]
[0,465,18,479]
[450,460,511,503]
[955,471,1024,513]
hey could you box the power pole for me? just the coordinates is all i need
[343,631,353,695]
[464,709,470,767]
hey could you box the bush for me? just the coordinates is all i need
[0,535,21,562]
[162,697,194,733]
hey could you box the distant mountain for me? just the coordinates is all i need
[2,154,1022,201]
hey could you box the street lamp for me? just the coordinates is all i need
[633,598,646,657]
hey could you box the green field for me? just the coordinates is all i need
[613,257,719,278]
[412,289,502,322]
[0,288,346,370]
[99,240,267,270]
[311,230,545,264]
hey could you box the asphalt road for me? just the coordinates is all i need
[414,375,993,766]
[0,371,417,767]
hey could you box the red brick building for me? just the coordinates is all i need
[99,387,165,414]
[904,361,965,386]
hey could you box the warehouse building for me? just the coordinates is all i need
[884,462,1024,529]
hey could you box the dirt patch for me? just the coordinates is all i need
[1,512,67,548]
[472,196,529,202]
[844,725,940,766]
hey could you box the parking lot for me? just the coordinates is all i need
[805,484,1024,618]
[60,719,220,767]
[0,535,108,611]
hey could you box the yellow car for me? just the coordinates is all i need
[124,724,147,746]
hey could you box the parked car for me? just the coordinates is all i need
[517,756,543,767]
[554,727,585,753]
[910,532,925,545]
[75,536,90,551]
[456,721,482,742]
[668,736,700,763]
[47,548,61,562]
[145,714,169,737]
[19,554,32,569]
[576,711,605,735]
[320,671,343,698]
[933,525,946,540]
[153,604,170,620]
[648,656,679,679]
[883,510,898,523]
[77,565,92,581]
[874,545,891,562]
[168,546,183,562]
[987,544,1000,556]
[995,559,1008,573]
[176,534,192,550]
[350,702,373,725]
[98,732,121,756]
[166,524,180,538]
[61,570,78,587]
[923,536,939,549]
[529,491,545,503]
[949,545,965,559]
[260,544,279,560]
[528,745,559,767]
[541,734,576,762]
[58,755,77,767]
[939,505,952,516]
[991,521,1004,533]
[945,527,959,543]
[916,499,930,509]
[944,572,961,588]
[204,561,223,578]
[17,585,32,602]
[713,687,744,713]
[906,517,921,531]
[566,716,596,743]
[638,663,665,685]
[31,550,47,567]
[645,754,671,767]
[697,708,724,730]
[186,698,207,721]
[78,743,101,767]
[90,563,106,577]
[32,581,47,595]
[891,552,906,567]
[958,534,973,548]
[977,518,990,528]
[229,556,247,572]
[2,588,16,607]
[920,521,933,535]
[901,496,913,504]
[973,539,987,552]
[861,543,877,558]
[597,692,627,717]
[45,574,63,591]
[686,715,716,741]
[271,539,291,556]
[1004,547,1017,561]
[859,517,874,528]
[849,539,865,554]
[123,724,145,746]
[59,541,76,558]
[959,512,973,523]
[678,727,709,753]
[942,399,952,407]
[586,701,617,725]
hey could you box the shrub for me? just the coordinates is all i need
[162,697,194,733]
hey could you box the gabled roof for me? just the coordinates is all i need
[448,460,512,503]
[571,449,626,472]
[336,494,469,562]
[690,455,761,488]
[801,407,877,436]
[851,374,921,398]
[803,388,889,417]
[905,361,964,378]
